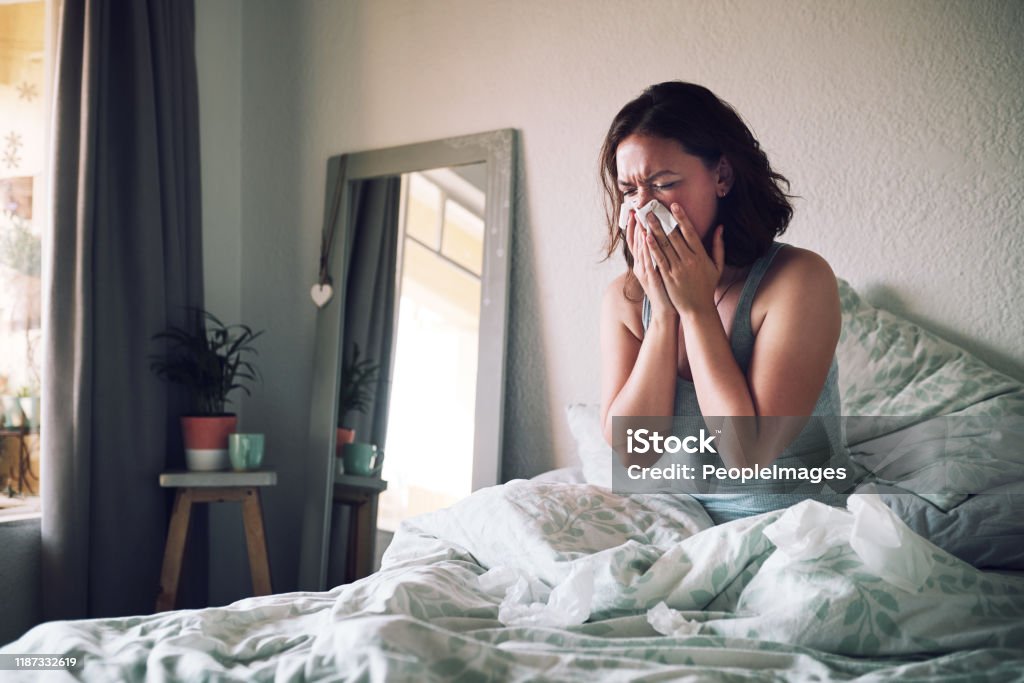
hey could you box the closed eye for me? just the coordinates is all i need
[652,182,678,192]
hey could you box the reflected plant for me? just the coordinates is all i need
[338,343,379,428]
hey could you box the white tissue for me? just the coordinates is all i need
[619,199,677,270]
[647,601,701,637]
[637,199,678,235]
[618,199,678,236]
[763,494,934,592]
[617,201,634,231]
[479,564,594,627]
[762,500,852,561]
[848,493,934,593]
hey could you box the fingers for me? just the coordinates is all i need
[669,203,701,254]
[632,216,647,278]
[644,229,671,273]
[628,213,644,275]
[640,211,678,267]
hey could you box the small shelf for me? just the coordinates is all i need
[334,473,387,492]
[159,470,277,488]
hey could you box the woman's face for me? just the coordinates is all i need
[615,133,730,242]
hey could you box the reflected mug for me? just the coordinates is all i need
[229,433,265,471]
[342,442,382,477]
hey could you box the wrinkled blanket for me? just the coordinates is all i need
[4,482,1024,681]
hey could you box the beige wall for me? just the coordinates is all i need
[197,0,1024,596]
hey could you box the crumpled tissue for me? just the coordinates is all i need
[619,199,678,270]
[478,563,594,627]
[848,493,934,593]
[647,601,701,637]
[761,499,851,561]
[618,199,678,236]
[763,492,935,592]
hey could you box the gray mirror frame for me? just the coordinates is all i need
[298,129,517,591]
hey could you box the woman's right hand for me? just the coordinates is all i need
[626,210,677,322]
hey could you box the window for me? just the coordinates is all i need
[377,166,485,532]
[0,0,52,518]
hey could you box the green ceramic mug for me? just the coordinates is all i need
[342,442,382,477]
[228,433,265,471]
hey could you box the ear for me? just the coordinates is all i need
[715,156,734,198]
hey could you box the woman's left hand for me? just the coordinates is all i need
[643,202,725,316]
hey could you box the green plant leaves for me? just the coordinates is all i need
[150,308,263,415]
[338,342,380,424]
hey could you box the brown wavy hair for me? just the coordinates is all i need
[600,82,794,277]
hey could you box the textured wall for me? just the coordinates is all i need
[196,0,243,326]
[195,0,253,607]
[197,0,1024,593]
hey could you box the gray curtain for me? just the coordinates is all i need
[42,0,204,619]
[341,178,401,449]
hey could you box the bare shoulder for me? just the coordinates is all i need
[602,272,645,340]
[752,246,840,329]
[763,245,838,293]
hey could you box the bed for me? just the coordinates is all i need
[4,280,1024,681]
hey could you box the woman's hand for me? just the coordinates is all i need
[644,203,726,317]
[625,209,676,321]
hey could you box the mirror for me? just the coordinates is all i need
[299,130,517,591]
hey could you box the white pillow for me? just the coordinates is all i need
[565,403,613,488]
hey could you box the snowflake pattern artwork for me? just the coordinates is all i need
[3,132,24,170]
[17,82,38,102]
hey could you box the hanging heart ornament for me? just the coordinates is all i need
[310,283,333,308]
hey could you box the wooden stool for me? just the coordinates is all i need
[155,470,277,612]
[333,474,388,583]
[0,427,39,495]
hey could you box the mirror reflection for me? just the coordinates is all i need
[302,130,515,593]
[329,165,487,580]
[379,163,486,533]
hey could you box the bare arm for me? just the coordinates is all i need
[641,204,840,466]
[598,274,677,449]
[683,249,841,465]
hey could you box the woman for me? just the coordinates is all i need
[599,81,849,523]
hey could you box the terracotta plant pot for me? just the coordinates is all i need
[181,415,238,471]
[336,427,356,456]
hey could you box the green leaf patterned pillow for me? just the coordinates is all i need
[836,279,1024,425]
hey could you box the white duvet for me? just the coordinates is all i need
[4,481,1024,681]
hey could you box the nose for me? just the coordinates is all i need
[634,185,651,206]
[634,185,652,207]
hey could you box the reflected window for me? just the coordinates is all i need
[441,199,483,276]
[404,173,441,247]
[378,165,485,532]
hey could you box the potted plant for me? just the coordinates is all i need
[336,342,379,453]
[151,308,263,471]
[16,384,39,432]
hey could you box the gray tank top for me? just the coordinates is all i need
[641,242,850,523]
